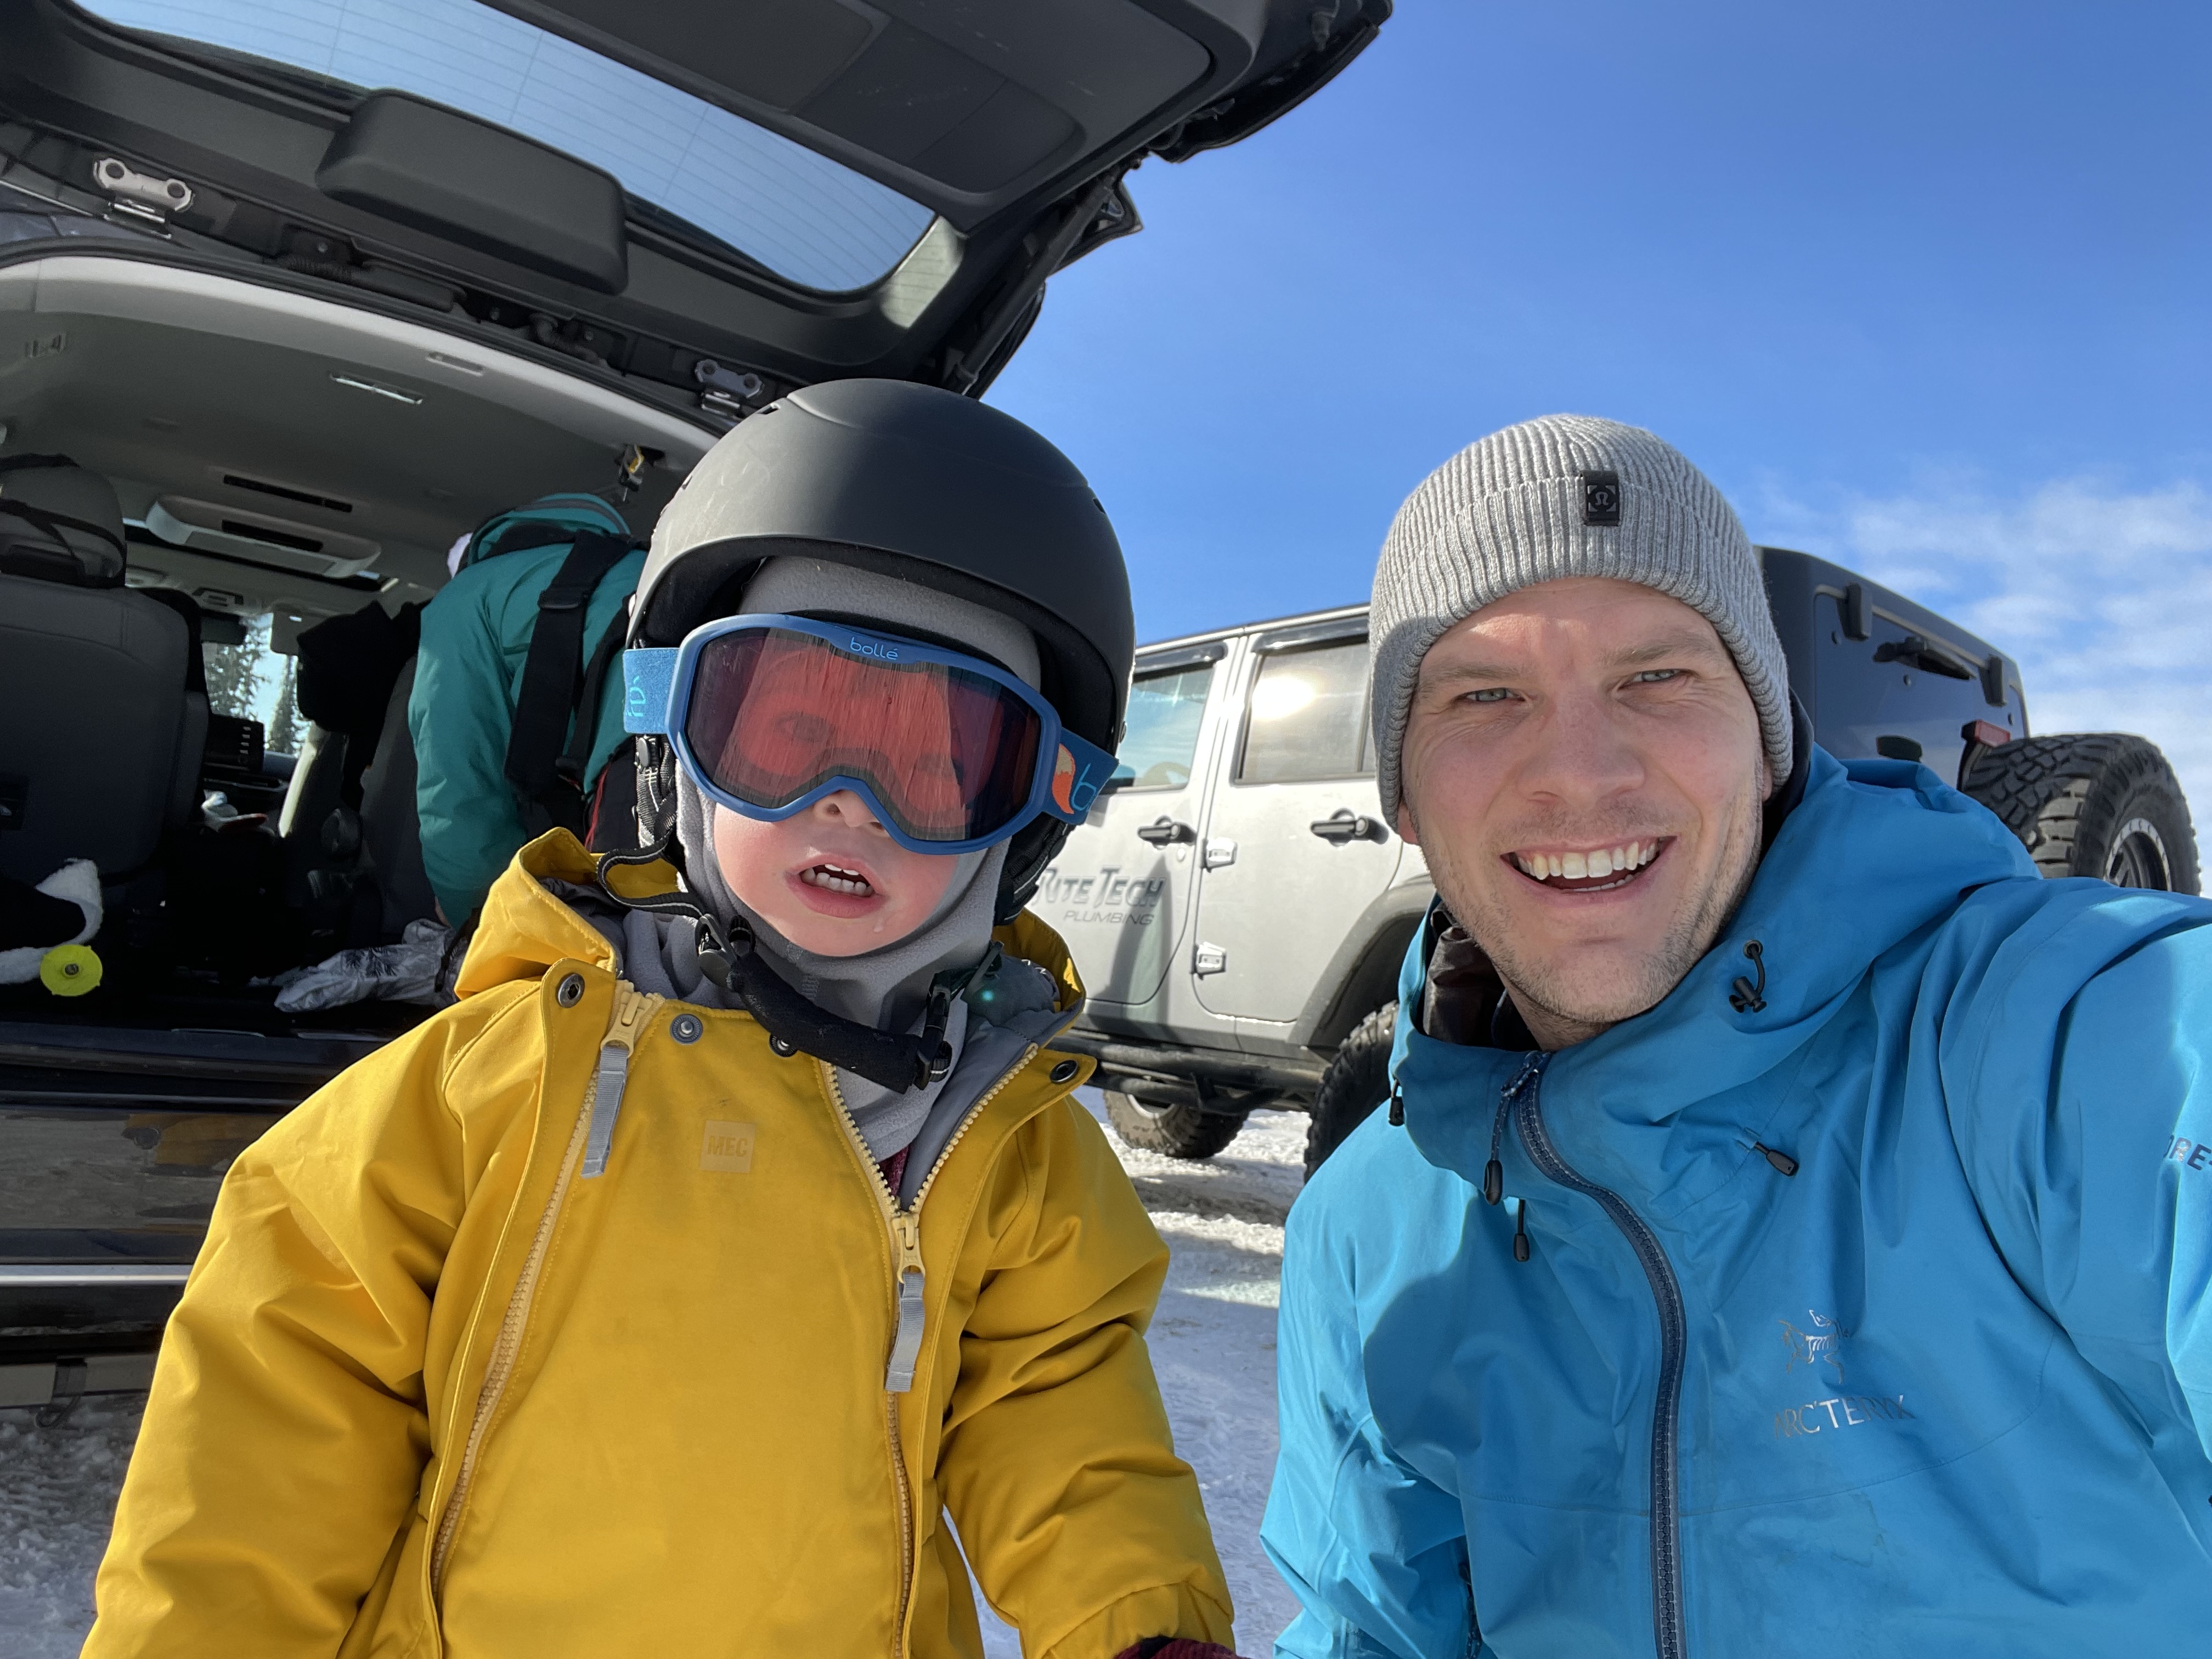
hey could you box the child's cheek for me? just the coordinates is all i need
[887,845,962,924]
[709,811,778,911]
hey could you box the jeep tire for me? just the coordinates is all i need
[1303,1002,1397,1180]
[1962,733,2199,894]
[1103,1091,1250,1160]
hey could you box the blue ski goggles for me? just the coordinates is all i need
[624,614,1118,855]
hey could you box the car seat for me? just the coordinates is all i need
[358,657,438,934]
[0,456,205,885]
[282,599,425,946]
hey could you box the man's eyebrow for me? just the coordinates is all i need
[1418,658,1523,689]
[1605,629,1730,668]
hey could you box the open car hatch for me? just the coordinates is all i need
[0,0,1391,410]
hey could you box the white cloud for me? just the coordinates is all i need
[1751,474,2212,839]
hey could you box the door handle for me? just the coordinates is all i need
[1310,809,1386,844]
[1136,816,1195,846]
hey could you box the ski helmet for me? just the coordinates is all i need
[631,379,1135,917]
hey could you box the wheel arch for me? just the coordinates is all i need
[1293,877,1432,1052]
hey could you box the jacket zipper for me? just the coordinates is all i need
[1507,1056,1690,1659]
[580,985,662,1178]
[431,981,656,1594]
[823,1043,1041,1659]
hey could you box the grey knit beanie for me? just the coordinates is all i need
[1370,414,1791,818]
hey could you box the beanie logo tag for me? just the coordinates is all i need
[1580,471,1622,526]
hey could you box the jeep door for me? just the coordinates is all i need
[1038,641,1226,1022]
[1188,616,1401,1031]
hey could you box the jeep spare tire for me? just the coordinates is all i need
[1304,1002,1397,1180]
[1962,733,2199,894]
[1103,1091,1249,1160]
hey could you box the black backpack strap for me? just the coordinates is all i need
[558,595,632,792]
[504,531,634,836]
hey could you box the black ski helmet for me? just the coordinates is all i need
[630,378,1135,917]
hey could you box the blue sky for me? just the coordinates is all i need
[988,0,2212,814]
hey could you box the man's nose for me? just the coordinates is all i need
[1516,691,1645,806]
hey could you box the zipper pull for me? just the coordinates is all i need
[580,984,662,1180]
[606,983,659,1052]
[1750,1141,1799,1177]
[884,1214,926,1395]
[1511,1197,1532,1262]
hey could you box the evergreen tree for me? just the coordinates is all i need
[267,651,302,756]
[202,622,267,721]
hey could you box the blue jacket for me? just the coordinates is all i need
[1263,748,2212,1658]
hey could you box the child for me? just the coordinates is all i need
[87,382,1240,1659]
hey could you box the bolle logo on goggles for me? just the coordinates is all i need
[1052,744,1104,817]
[847,634,900,661]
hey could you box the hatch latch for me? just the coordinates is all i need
[93,157,193,227]
[694,358,765,419]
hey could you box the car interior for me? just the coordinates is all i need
[0,0,1391,1038]
[0,248,709,1035]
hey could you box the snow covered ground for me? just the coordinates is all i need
[0,1093,1305,1656]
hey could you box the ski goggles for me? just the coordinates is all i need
[623,614,1118,854]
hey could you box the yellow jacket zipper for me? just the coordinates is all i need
[431,981,657,1594]
[823,1045,1040,1659]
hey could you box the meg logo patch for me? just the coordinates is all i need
[1581,469,1622,526]
[700,1121,755,1173]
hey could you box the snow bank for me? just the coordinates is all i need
[0,1395,143,1656]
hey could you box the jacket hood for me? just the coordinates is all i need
[454,830,1086,1013]
[457,493,633,572]
[1399,747,2038,1178]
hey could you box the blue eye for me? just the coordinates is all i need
[1465,687,1514,704]
[1630,670,1680,684]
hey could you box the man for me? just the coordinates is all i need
[1262,415,2211,1656]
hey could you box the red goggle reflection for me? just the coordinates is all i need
[684,629,1042,842]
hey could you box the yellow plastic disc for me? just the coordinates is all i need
[40,944,103,997]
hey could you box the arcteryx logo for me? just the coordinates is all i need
[1771,1307,1916,1442]
[1780,1309,1847,1385]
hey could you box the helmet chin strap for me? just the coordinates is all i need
[593,836,980,1093]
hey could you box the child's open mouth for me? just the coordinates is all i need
[799,861,876,898]
[1506,838,1671,894]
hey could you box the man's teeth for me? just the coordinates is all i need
[1513,842,1657,882]
[801,863,873,896]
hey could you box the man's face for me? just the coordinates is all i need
[1395,578,1772,1046]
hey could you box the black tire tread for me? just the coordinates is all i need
[1961,732,2199,893]
[1303,1001,1398,1180]
[1103,1090,1248,1160]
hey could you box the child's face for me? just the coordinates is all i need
[712,791,962,956]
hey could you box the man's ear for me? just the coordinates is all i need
[1395,801,1420,845]
[1758,752,1775,804]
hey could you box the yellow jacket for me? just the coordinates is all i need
[87,834,1233,1658]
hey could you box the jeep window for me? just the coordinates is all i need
[76,0,937,294]
[1238,638,1370,785]
[1109,664,1212,791]
[1815,592,1997,783]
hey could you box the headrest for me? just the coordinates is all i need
[0,455,128,586]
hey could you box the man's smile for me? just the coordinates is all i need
[1504,837,1672,894]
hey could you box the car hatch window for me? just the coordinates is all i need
[76,0,936,294]
[1238,637,1370,785]
[1109,663,1212,791]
